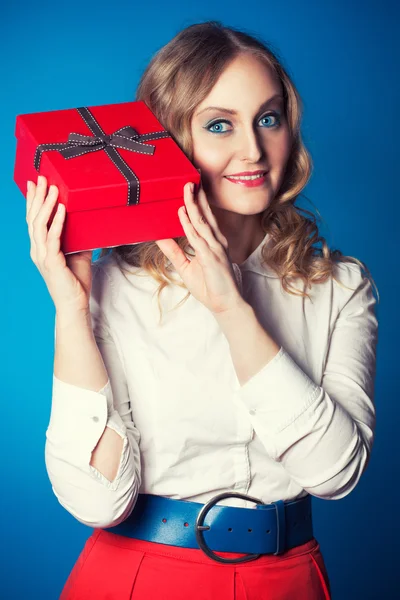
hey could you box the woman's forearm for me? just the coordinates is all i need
[54,308,109,390]
[213,300,281,386]
[54,308,124,482]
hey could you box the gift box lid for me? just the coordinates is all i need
[14,101,200,213]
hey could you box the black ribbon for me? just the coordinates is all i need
[34,106,171,205]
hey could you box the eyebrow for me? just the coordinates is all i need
[195,94,284,118]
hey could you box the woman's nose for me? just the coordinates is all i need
[238,128,264,163]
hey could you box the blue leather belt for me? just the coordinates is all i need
[104,491,314,564]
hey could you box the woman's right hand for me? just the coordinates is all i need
[26,175,93,314]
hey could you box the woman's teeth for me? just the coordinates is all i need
[226,173,265,180]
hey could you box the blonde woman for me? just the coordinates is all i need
[26,21,379,600]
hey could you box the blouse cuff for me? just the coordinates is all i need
[234,346,320,435]
[47,375,119,475]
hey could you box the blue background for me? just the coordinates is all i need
[1,0,398,597]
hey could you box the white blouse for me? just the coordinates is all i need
[45,232,379,529]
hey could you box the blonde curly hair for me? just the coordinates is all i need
[98,20,379,324]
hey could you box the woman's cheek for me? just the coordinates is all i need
[201,151,227,179]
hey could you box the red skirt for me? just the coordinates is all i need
[60,529,331,599]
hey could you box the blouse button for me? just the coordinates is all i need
[92,416,99,422]
[249,408,256,416]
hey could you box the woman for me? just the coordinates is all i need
[26,21,379,600]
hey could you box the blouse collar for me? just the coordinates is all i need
[233,231,278,279]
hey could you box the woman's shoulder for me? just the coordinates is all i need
[298,258,376,318]
[91,251,162,298]
[92,252,141,280]
[332,259,364,284]
[331,259,373,289]
[329,259,378,309]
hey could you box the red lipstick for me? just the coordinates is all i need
[224,170,268,188]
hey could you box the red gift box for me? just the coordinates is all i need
[14,101,201,254]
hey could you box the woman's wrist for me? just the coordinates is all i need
[55,306,91,330]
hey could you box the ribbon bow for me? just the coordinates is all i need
[58,126,157,160]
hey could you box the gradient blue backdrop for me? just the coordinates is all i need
[1,0,398,598]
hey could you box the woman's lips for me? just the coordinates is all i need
[224,172,268,187]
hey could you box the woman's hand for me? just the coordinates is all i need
[155,181,243,315]
[26,175,93,314]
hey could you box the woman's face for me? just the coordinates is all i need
[190,53,292,217]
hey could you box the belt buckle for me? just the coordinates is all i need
[195,491,266,564]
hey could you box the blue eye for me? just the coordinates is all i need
[206,112,281,134]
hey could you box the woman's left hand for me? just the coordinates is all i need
[155,181,243,315]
